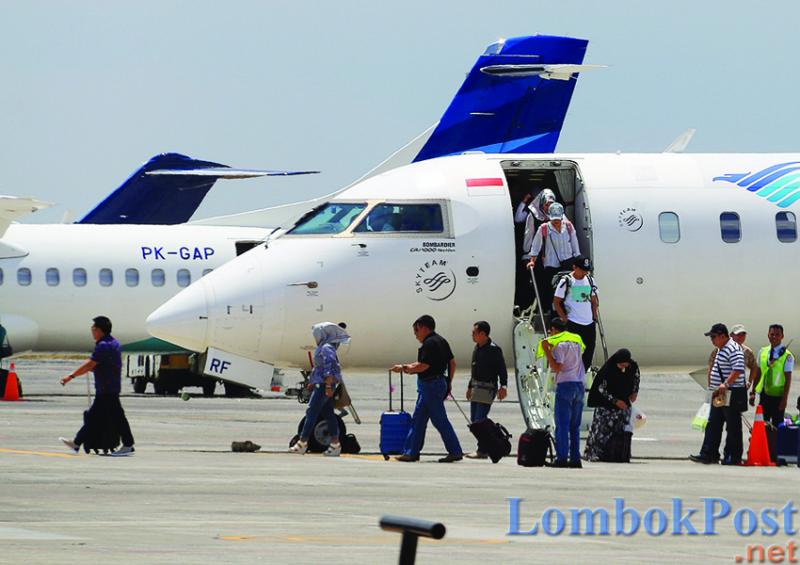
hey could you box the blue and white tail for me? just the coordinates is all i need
[413,35,591,161]
[78,153,318,225]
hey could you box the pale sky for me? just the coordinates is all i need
[2,0,798,224]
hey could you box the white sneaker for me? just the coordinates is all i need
[59,437,79,454]
[465,451,488,460]
[289,440,308,454]
[112,445,135,457]
[324,443,341,457]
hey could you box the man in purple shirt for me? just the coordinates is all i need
[541,317,586,468]
[59,316,135,456]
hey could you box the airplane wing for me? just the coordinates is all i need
[413,35,592,162]
[0,195,52,238]
[77,153,318,225]
[0,195,52,258]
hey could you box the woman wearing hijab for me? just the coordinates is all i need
[289,322,350,457]
[584,348,640,462]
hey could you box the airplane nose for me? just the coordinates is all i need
[146,280,209,352]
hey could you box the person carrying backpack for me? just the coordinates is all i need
[525,203,581,316]
[553,256,599,370]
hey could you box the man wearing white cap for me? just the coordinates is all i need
[526,202,581,315]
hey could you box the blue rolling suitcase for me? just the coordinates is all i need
[380,370,412,459]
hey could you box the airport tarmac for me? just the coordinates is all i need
[1,358,799,564]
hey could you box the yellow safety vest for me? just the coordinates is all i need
[536,331,585,359]
[756,345,791,396]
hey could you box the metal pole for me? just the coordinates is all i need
[399,532,419,565]
[529,266,548,332]
[596,310,609,363]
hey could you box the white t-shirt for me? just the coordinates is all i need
[554,275,597,326]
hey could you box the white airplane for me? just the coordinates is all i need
[146,147,800,396]
[1,34,590,395]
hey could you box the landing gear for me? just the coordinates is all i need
[201,379,217,397]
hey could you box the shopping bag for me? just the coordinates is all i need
[692,402,711,431]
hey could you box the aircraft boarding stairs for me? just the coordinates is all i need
[513,268,608,432]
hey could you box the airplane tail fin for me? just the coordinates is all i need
[413,35,591,162]
[78,153,318,225]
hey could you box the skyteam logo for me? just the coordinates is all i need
[713,161,800,208]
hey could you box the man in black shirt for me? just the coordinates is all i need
[465,321,508,459]
[390,315,463,463]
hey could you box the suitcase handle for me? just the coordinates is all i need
[388,369,405,412]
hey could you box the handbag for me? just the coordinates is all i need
[469,380,496,404]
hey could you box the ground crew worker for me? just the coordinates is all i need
[465,321,508,459]
[749,324,794,428]
[526,203,580,316]
[540,317,586,468]
[553,256,598,370]
[391,315,463,463]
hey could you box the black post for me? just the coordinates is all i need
[380,515,446,565]
[399,532,419,565]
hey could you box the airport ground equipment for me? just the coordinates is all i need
[379,515,446,565]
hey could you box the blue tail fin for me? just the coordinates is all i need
[413,35,589,162]
[78,153,318,225]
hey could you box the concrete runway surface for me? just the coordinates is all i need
[1,358,798,564]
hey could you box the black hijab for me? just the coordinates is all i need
[588,348,638,409]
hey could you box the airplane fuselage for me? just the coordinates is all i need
[0,224,270,351]
[147,152,800,369]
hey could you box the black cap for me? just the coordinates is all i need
[573,255,592,271]
[704,323,728,337]
[550,317,567,332]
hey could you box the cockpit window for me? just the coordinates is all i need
[288,203,367,235]
[353,203,444,233]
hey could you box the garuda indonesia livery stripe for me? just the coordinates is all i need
[713,161,800,208]
[78,153,319,225]
[413,35,589,162]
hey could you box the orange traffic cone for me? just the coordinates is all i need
[3,362,20,401]
[745,404,775,466]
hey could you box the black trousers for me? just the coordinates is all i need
[700,388,746,462]
[75,394,135,447]
[759,393,785,428]
[567,321,596,370]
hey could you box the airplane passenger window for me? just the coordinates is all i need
[202,269,213,277]
[288,203,367,235]
[126,268,140,287]
[99,268,113,287]
[177,269,191,287]
[73,268,87,287]
[353,203,444,233]
[658,212,680,243]
[720,212,741,243]
[17,268,32,286]
[151,269,165,287]
[46,268,60,287]
[776,211,797,243]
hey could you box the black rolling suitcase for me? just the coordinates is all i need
[517,428,555,467]
[468,418,512,463]
[450,397,512,463]
[81,406,121,455]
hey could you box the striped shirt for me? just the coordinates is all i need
[526,220,581,266]
[709,338,746,389]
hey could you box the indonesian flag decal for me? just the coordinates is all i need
[465,178,504,188]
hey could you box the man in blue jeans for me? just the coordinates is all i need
[541,317,586,468]
[391,315,463,463]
